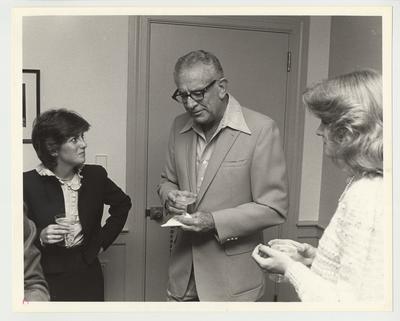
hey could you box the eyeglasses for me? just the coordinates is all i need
[171,78,222,104]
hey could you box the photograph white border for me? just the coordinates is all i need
[2,1,398,320]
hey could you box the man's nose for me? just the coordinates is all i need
[185,96,198,110]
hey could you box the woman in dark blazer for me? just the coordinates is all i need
[24,109,132,301]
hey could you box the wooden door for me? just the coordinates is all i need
[143,17,290,301]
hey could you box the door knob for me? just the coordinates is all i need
[146,206,163,220]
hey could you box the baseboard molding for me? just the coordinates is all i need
[296,220,325,245]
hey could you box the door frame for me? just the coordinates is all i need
[125,15,309,300]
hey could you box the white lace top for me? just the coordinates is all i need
[286,176,385,302]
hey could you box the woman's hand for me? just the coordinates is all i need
[268,239,316,266]
[39,224,69,245]
[252,244,294,274]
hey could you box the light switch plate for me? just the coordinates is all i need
[95,154,108,170]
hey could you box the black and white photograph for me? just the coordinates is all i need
[1,2,399,321]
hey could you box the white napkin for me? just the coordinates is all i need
[161,213,191,227]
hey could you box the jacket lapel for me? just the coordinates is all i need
[43,176,65,215]
[195,128,240,207]
[77,169,90,234]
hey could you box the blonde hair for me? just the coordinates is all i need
[303,69,382,176]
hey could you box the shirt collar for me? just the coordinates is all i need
[179,94,251,135]
[36,163,84,182]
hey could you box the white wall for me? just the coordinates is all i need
[298,16,331,222]
[23,16,129,190]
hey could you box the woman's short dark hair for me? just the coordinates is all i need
[31,109,90,170]
[303,69,382,176]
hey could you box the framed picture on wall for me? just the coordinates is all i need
[22,69,40,143]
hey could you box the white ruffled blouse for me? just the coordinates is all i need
[36,164,84,248]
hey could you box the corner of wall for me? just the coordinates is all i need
[298,16,331,226]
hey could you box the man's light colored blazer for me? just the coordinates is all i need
[158,96,289,301]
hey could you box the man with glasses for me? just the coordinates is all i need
[158,50,288,301]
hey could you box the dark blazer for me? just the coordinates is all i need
[23,164,131,274]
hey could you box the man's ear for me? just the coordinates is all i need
[217,78,228,99]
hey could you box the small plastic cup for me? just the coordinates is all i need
[175,191,197,213]
[267,243,297,283]
[54,214,77,247]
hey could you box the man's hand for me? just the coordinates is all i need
[175,211,215,233]
[165,190,196,215]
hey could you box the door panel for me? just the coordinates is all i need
[145,21,289,301]
[98,238,128,301]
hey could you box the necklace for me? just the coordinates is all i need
[60,176,73,181]
[57,173,81,191]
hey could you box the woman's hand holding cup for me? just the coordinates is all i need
[39,221,69,245]
[268,239,316,266]
[252,239,316,283]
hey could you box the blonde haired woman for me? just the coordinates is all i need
[252,69,384,302]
